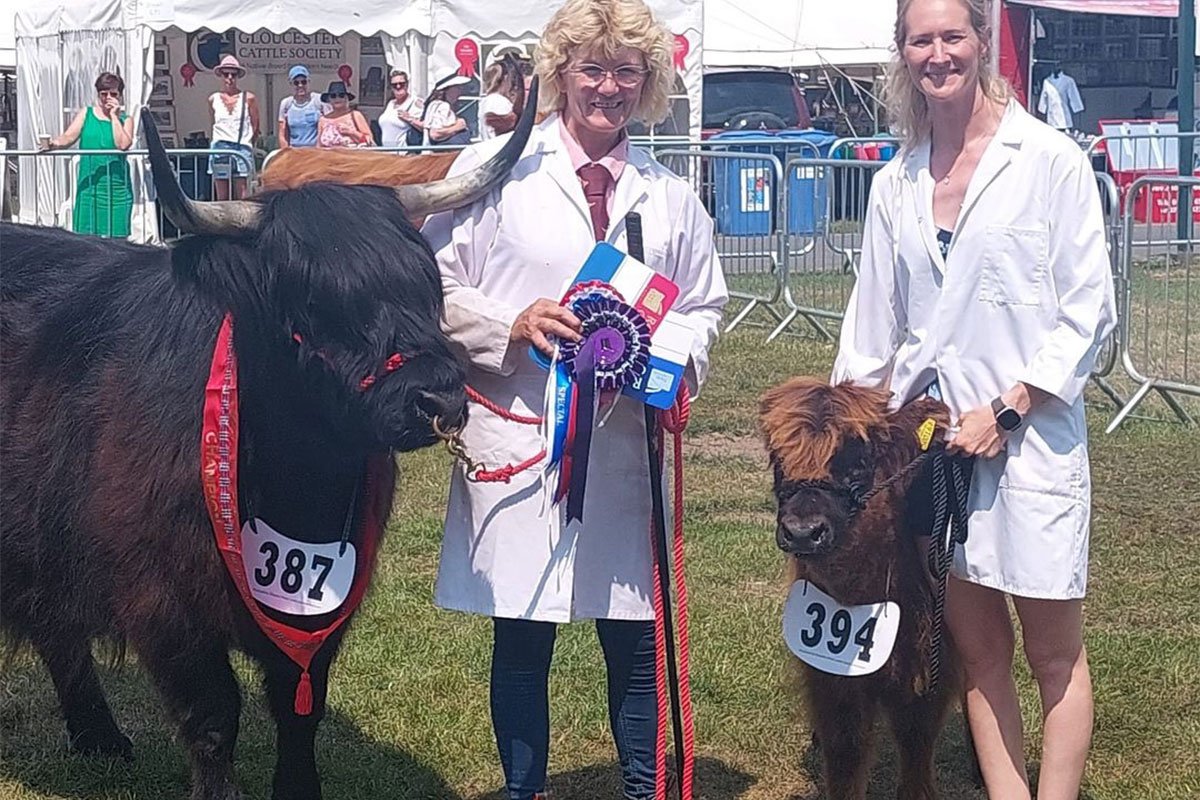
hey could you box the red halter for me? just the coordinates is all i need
[290,331,407,391]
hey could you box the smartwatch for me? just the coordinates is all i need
[991,397,1023,432]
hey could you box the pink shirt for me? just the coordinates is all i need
[559,119,628,215]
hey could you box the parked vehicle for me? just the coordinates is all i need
[702,68,812,137]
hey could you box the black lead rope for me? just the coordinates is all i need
[628,211,686,800]
[924,449,973,696]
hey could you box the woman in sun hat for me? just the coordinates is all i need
[207,54,259,199]
[315,80,374,148]
[419,74,472,146]
[277,64,330,148]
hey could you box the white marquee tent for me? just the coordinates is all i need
[702,0,895,68]
[2,11,15,71]
[13,0,702,233]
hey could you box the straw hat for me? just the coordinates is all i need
[215,54,247,78]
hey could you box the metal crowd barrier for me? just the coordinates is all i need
[1106,174,1200,432]
[2,146,256,243]
[1090,170,1126,410]
[654,148,786,333]
[768,156,888,342]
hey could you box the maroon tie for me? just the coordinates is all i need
[577,163,612,242]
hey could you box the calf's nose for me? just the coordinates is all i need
[778,516,832,554]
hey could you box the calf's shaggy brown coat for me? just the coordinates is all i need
[760,377,957,800]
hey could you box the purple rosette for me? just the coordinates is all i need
[559,295,652,390]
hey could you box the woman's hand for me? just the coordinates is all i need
[947,405,1005,459]
[510,299,582,356]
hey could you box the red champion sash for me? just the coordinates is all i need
[201,314,388,715]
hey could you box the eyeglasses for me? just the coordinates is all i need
[328,92,347,99]
[391,82,408,90]
[568,64,648,88]
[293,78,308,86]
[98,90,120,98]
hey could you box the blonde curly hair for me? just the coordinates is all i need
[884,0,1009,146]
[534,0,674,125]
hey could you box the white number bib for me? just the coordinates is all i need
[782,580,900,677]
[240,518,356,616]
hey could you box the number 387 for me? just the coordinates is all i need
[253,542,335,601]
[799,602,878,662]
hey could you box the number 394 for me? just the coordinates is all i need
[253,542,335,602]
[799,602,878,662]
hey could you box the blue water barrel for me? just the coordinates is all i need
[709,131,780,235]
[777,130,837,236]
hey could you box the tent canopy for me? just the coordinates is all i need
[2,10,15,70]
[702,0,895,69]
[16,0,699,40]
[1006,0,1179,16]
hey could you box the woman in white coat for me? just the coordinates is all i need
[421,1,727,798]
[832,1,1115,797]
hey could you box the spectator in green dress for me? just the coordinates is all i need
[40,72,134,238]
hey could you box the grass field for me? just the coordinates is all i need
[2,322,1198,800]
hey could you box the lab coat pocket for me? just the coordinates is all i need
[979,225,1048,306]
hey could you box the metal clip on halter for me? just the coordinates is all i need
[432,415,483,478]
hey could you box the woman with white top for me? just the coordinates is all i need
[207,54,259,200]
[477,59,524,141]
[832,1,1115,797]
[420,75,471,147]
[377,69,424,149]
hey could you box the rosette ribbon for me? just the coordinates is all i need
[552,288,652,523]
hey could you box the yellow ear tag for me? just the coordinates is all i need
[916,418,936,452]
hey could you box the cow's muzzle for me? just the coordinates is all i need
[777,513,835,556]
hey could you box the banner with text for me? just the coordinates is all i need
[235,31,344,73]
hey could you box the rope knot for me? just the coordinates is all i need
[474,464,516,483]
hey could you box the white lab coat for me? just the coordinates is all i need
[833,101,1116,599]
[1037,80,1068,130]
[423,115,728,622]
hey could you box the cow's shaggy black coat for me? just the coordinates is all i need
[1,182,466,800]
[760,378,958,800]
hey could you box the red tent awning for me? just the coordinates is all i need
[1006,0,1179,16]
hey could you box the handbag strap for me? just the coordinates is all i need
[237,91,247,144]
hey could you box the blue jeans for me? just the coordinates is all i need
[491,617,658,800]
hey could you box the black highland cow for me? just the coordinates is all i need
[1,89,536,800]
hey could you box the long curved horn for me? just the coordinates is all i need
[393,76,539,218]
[141,108,261,237]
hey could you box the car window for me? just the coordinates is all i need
[703,72,802,130]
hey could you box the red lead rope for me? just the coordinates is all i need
[461,385,547,482]
[652,387,695,800]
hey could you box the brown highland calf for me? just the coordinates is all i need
[760,376,960,800]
